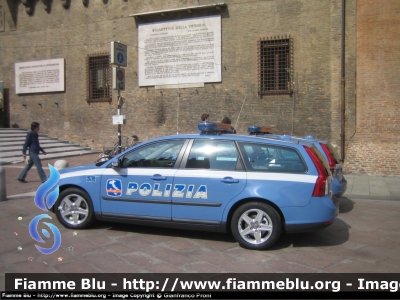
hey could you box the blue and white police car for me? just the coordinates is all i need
[52,123,339,250]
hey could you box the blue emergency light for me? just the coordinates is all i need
[248,125,272,135]
[304,135,315,140]
[248,126,261,133]
[198,122,218,133]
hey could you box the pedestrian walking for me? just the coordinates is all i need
[17,122,47,183]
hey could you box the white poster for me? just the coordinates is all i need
[138,15,221,86]
[15,58,65,94]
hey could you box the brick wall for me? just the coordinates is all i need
[343,0,400,175]
[0,0,356,163]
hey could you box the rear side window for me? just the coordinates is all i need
[238,142,307,173]
[186,140,241,170]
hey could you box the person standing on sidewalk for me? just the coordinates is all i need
[17,122,47,183]
[221,117,237,134]
[198,113,210,134]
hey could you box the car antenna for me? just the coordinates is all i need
[176,86,180,134]
[234,93,247,129]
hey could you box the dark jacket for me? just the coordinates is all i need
[22,131,44,154]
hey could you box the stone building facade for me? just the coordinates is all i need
[343,0,400,175]
[0,0,397,175]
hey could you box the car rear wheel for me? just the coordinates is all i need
[55,188,95,229]
[231,202,282,250]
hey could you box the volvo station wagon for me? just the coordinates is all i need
[52,123,339,250]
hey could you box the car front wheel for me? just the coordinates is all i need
[231,202,282,250]
[55,188,95,229]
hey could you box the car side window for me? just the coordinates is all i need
[121,140,185,168]
[185,140,240,170]
[239,142,306,173]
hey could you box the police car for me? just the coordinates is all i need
[248,127,347,197]
[53,122,339,250]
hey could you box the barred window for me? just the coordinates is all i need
[258,37,293,95]
[86,53,112,102]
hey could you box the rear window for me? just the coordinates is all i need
[238,142,307,173]
[325,143,341,164]
[309,145,332,176]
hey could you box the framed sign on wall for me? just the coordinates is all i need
[15,58,65,94]
[138,15,221,87]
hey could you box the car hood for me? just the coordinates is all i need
[58,163,98,174]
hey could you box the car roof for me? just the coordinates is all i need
[258,134,328,144]
[140,133,316,148]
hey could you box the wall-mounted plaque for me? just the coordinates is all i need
[15,58,65,94]
[138,15,221,86]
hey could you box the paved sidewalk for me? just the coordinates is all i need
[344,174,400,201]
[1,153,400,200]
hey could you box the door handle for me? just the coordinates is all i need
[221,177,239,183]
[151,174,167,180]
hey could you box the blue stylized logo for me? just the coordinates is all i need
[86,176,96,182]
[35,164,60,210]
[29,164,62,255]
[29,214,62,255]
[106,179,122,197]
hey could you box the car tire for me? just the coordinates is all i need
[231,202,282,250]
[55,188,95,229]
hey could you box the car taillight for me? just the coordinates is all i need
[320,143,336,169]
[304,146,328,197]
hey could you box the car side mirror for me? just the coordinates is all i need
[112,157,123,169]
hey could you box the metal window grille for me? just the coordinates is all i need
[258,36,293,95]
[86,53,112,103]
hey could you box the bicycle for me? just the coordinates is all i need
[98,135,140,161]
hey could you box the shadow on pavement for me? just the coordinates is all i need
[92,221,237,243]
[271,218,350,250]
[339,197,355,213]
[87,216,350,250]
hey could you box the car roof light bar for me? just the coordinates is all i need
[248,125,272,135]
[198,122,233,135]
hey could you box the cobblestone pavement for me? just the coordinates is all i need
[1,154,400,290]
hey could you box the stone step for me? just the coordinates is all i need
[0,132,49,137]
[0,137,59,143]
[0,142,82,152]
[0,128,28,132]
[0,138,69,145]
[0,137,30,141]
[0,139,71,146]
[1,150,97,164]
[0,133,29,138]
[0,146,92,158]
[0,128,99,165]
